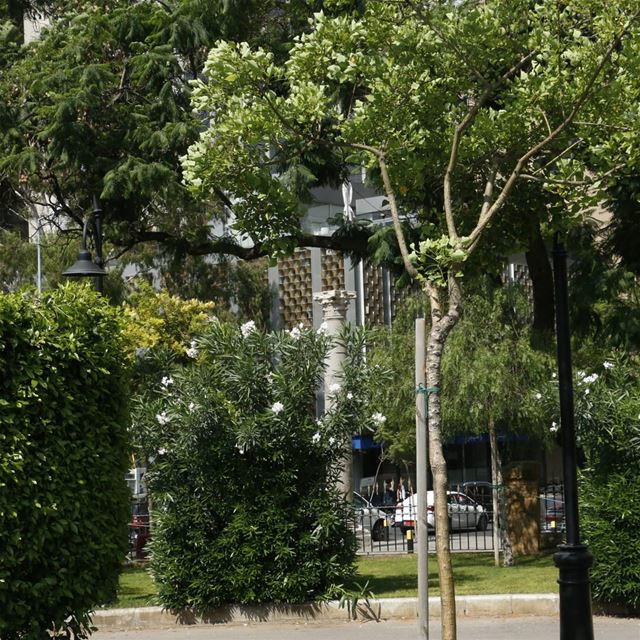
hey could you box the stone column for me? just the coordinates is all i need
[313,289,357,499]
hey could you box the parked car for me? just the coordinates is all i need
[353,491,392,542]
[129,498,150,559]
[540,495,565,532]
[395,491,488,533]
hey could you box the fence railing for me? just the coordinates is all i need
[352,483,566,555]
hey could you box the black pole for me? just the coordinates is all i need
[91,196,104,294]
[552,234,594,640]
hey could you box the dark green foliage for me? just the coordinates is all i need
[136,322,357,610]
[0,285,131,639]
[568,354,640,610]
[581,470,640,611]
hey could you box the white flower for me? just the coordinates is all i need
[329,383,341,394]
[328,436,336,446]
[347,392,353,400]
[535,392,542,400]
[312,432,321,444]
[266,372,274,385]
[316,321,329,336]
[577,370,586,379]
[186,340,198,359]
[188,402,196,413]
[271,401,284,414]
[289,326,302,340]
[603,361,614,370]
[158,447,167,455]
[241,320,256,338]
[372,412,387,425]
[550,422,559,433]
[161,376,174,387]
[236,443,246,455]
[156,411,171,425]
[583,373,599,384]
[552,372,557,379]
[584,388,590,395]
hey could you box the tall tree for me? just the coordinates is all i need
[0,0,370,265]
[442,286,551,567]
[181,3,640,638]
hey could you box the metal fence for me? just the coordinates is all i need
[350,494,496,555]
[351,483,566,555]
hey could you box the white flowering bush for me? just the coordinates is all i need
[132,320,374,610]
[536,351,640,610]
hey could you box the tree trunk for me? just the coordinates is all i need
[426,321,456,640]
[492,431,513,567]
[489,419,500,567]
[525,220,555,344]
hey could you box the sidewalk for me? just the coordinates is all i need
[92,616,640,640]
[94,594,560,630]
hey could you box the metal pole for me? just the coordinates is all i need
[415,316,428,640]
[35,218,42,293]
[552,235,594,640]
[92,196,104,294]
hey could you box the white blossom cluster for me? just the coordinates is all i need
[186,340,198,359]
[241,320,256,338]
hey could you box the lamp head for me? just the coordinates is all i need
[62,249,107,278]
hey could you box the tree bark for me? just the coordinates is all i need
[489,418,500,567]
[525,220,555,342]
[425,283,461,640]
[492,429,513,567]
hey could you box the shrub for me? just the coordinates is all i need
[0,285,131,639]
[581,469,640,611]
[136,321,366,611]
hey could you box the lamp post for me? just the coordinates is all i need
[62,197,106,293]
[552,234,594,640]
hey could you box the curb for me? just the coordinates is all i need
[93,594,559,630]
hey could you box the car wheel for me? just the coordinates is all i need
[476,514,488,531]
[372,519,388,542]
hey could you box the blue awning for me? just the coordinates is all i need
[352,434,382,450]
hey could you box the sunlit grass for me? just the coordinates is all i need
[111,552,557,608]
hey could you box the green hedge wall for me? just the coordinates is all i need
[581,469,640,612]
[0,286,131,639]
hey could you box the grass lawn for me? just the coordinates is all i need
[111,552,557,609]
[353,552,558,598]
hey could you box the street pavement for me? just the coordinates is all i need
[92,616,640,640]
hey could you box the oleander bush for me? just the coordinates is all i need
[135,321,375,611]
[0,285,131,639]
[572,354,640,611]
[581,469,640,612]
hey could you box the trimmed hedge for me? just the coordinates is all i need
[0,286,131,639]
[581,470,640,612]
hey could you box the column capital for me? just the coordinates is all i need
[313,289,357,321]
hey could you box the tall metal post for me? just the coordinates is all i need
[415,316,429,639]
[91,196,104,294]
[552,235,594,640]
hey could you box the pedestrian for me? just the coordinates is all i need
[383,479,394,506]
[396,476,407,502]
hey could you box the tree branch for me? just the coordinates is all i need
[444,48,539,241]
[465,12,640,254]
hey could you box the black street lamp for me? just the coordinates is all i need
[62,197,106,293]
[552,234,594,640]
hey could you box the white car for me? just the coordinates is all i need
[353,492,393,541]
[395,490,488,533]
